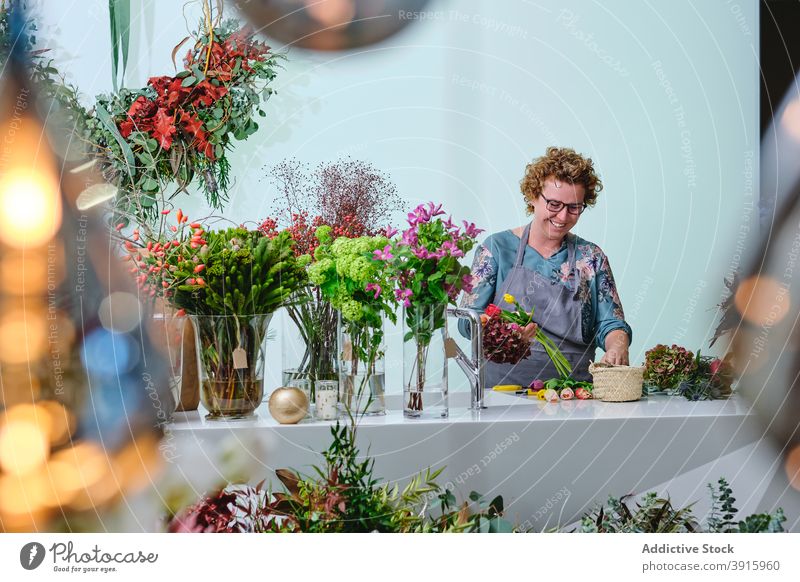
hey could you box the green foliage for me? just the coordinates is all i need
[167,228,308,317]
[707,477,785,533]
[307,232,396,328]
[579,477,785,533]
[675,352,735,401]
[580,492,699,533]
[108,0,130,91]
[261,422,515,533]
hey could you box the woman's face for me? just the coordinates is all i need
[530,177,586,241]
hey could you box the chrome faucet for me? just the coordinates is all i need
[447,307,486,410]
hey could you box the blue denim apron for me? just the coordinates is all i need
[484,222,595,387]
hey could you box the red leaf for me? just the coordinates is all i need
[180,110,204,137]
[152,108,177,149]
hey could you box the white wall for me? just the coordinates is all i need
[34,0,758,393]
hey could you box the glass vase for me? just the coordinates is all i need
[149,308,186,413]
[190,313,273,420]
[338,313,386,416]
[403,304,448,419]
[282,296,339,403]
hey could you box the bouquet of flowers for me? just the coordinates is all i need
[307,227,397,414]
[674,352,735,401]
[86,18,282,226]
[481,304,531,365]
[377,202,482,413]
[528,378,593,401]
[127,211,308,417]
[643,344,697,391]
[493,293,573,378]
[260,159,401,398]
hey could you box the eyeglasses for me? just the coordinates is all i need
[540,194,587,215]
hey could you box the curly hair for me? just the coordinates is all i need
[520,147,603,214]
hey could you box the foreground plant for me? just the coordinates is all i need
[167,422,513,533]
[577,477,784,533]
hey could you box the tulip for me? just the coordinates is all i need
[529,379,544,391]
[560,387,574,400]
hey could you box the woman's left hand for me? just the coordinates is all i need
[601,330,630,366]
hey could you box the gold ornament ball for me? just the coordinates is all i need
[268,387,309,424]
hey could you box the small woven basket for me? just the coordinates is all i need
[588,362,644,402]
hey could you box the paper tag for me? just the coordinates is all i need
[232,347,248,369]
[342,339,353,361]
[444,337,459,359]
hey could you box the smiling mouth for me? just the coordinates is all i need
[549,219,567,229]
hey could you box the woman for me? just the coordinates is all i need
[460,147,632,387]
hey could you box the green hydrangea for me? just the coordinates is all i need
[341,298,362,321]
[307,232,396,325]
[307,257,334,285]
[316,225,333,244]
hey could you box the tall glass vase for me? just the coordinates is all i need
[338,313,386,417]
[403,304,448,418]
[150,309,186,413]
[191,313,273,420]
[282,296,339,403]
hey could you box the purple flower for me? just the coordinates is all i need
[412,246,431,259]
[372,244,394,261]
[400,229,418,247]
[529,379,544,391]
[395,287,413,307]
[441,239,464,258]
[427,201,445,217]
[365,283,381,299]
[385,225,398,238]
[462,220,483,238]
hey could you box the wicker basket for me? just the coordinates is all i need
[588,362,644,402]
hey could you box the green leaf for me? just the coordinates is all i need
[109,0,131,90]
[140,176,158,191]
[181,75,197,87]
[94,104,136,171]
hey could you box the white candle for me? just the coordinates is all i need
[315,383,339,420]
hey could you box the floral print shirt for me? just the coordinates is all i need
[459,230,632,350]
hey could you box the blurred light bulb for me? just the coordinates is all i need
[0,418,49,476]
[0,168,62,248]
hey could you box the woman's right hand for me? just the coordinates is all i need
[520,322,539,342]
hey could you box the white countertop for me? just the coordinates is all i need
[169,390,753,430]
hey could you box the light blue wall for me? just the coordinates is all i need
[37,0,758,392]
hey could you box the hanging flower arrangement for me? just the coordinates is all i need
[83,17,283,227]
